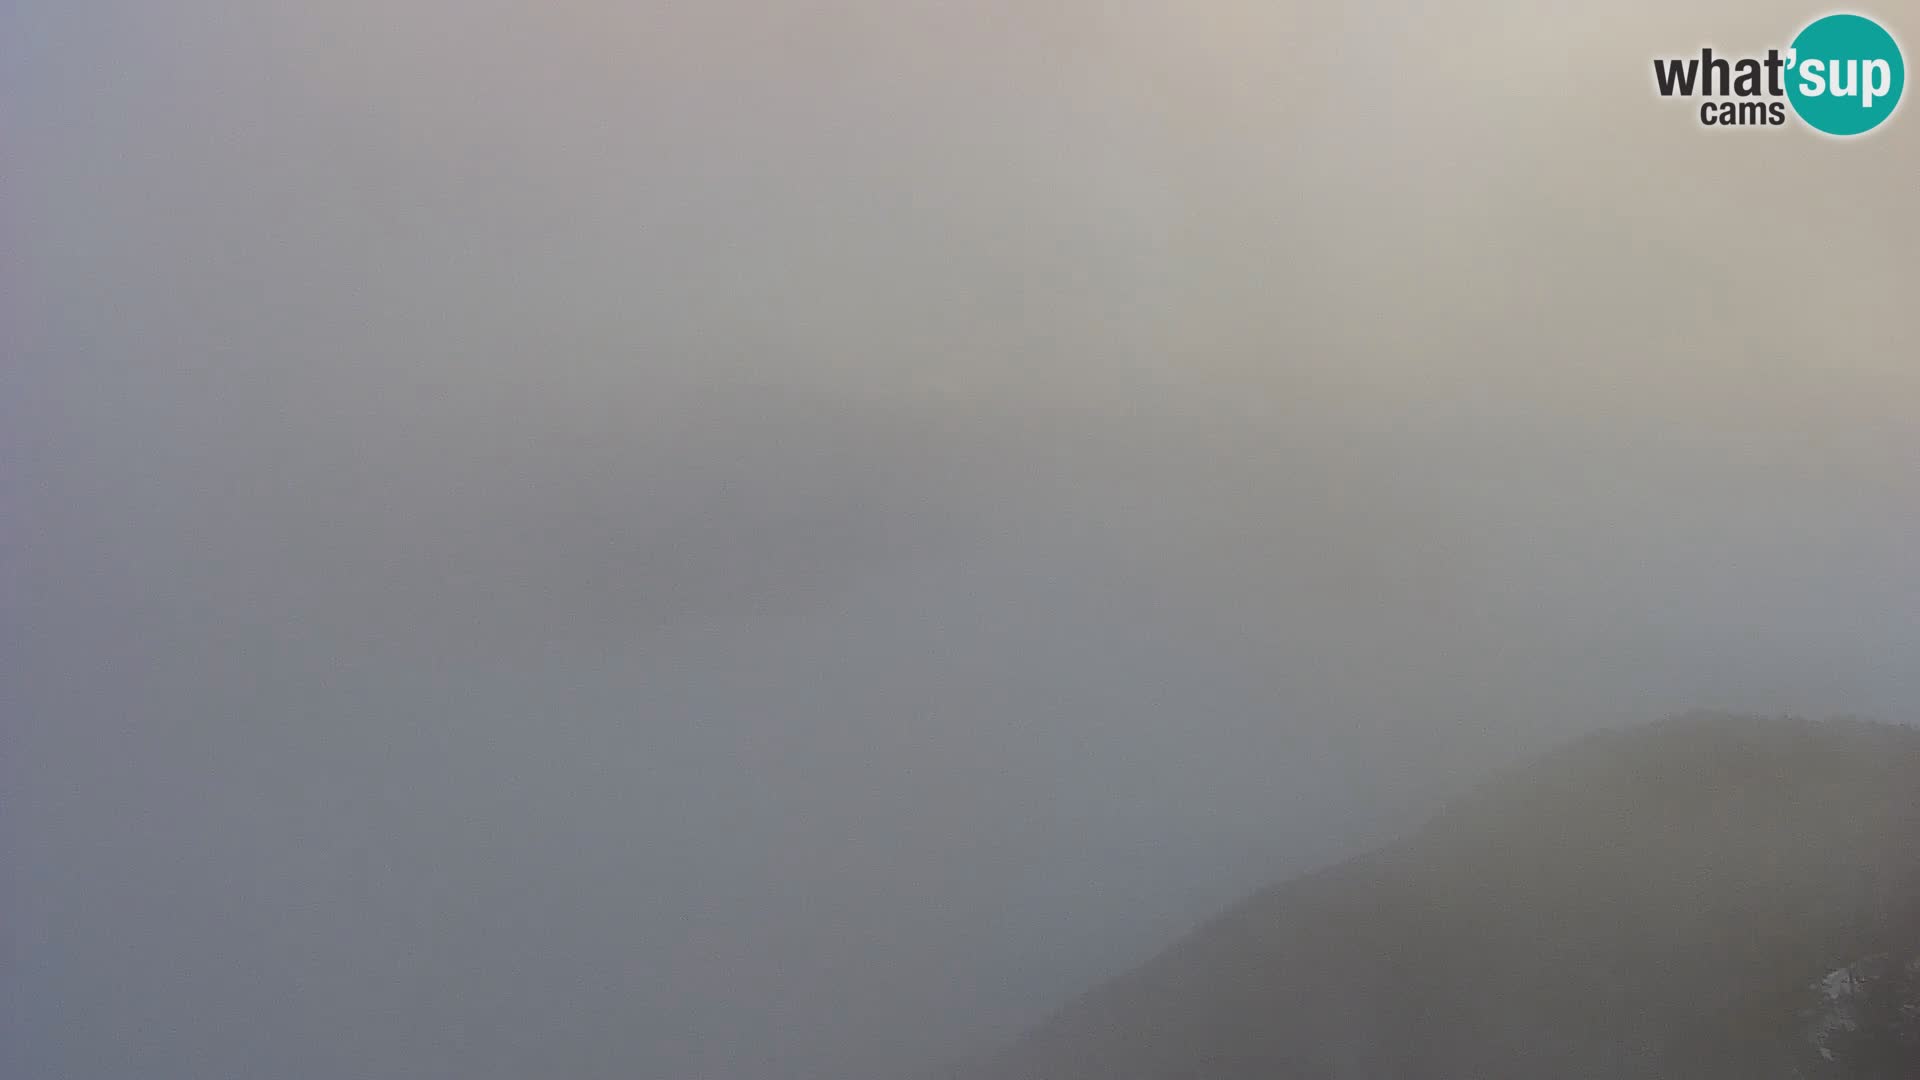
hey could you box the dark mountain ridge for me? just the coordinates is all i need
[956,713,1920,1079]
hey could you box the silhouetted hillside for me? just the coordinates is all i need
[957,713,1920,1079]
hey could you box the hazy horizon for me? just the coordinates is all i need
[5,2,1917,1077]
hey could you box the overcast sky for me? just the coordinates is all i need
[4,2,1917,1078]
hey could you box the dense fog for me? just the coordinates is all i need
[5,2,1916,1077]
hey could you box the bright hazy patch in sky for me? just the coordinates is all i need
[4,2,1916,1078]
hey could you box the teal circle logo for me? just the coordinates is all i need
[1786,14,1905,136]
